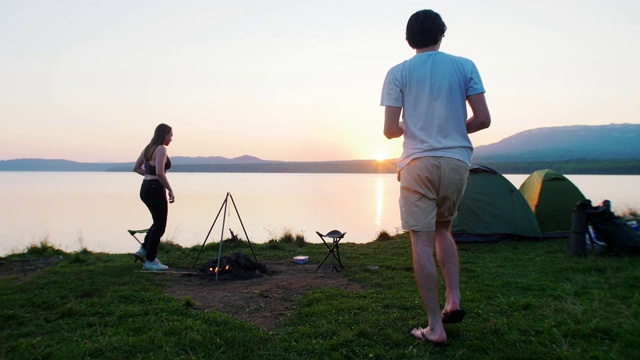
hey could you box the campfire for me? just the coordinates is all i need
[200,252,269,278]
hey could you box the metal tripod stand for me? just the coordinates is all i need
[192,192,257,281]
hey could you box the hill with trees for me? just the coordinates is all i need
[1,124,639,174]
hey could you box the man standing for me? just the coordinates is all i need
[380,9,491,344]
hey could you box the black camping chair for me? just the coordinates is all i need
[315,230,346,273]
[128,228,148,262]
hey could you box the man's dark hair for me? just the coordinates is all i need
[405,10,447,49]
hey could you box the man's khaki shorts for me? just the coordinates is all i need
[399,156,469,232]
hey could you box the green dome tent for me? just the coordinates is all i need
[518,169,586,237]
[452,166,543,242]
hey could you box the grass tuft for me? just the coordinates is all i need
[182,296,197,308]
[374,229,393,242]
[24,240,65,257]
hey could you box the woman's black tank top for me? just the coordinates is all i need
[144,147,172,175]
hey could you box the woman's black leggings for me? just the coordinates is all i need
[140,179,168,261]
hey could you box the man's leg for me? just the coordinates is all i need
[410,229,447,343]
[434,220,461,314]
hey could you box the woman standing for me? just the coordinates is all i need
[133,123,175,271]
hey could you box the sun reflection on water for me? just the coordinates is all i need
[375,176,385,229]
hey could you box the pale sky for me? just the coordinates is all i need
[1,0,639,162]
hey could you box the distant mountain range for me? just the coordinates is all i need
[472,123,640,162]
[1,124,639,174]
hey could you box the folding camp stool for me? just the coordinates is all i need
[315,230,346,272]
[128,228,148,263]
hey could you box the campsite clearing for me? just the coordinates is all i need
[1,237,639,359]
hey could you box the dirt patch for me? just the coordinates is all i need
[159,260,366,331]
[0,256,65,280]
[0,256,366,331]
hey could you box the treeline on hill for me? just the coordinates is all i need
[475,159,640,175]
[166,159,399,174]
[161,159,640,175]
[114,159,639,174]
[4,158,639,175]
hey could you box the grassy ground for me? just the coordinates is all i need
[1,234,639,360]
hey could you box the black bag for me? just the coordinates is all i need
[577,200,640,255]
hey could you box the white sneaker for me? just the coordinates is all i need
[143,259,168,271]
[133,247,146,261]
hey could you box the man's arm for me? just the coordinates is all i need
[466,93,491,134]
[384,106,404,139]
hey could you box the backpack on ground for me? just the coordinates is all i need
[570,199,640,256]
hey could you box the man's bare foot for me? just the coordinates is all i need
[410,327,448,345]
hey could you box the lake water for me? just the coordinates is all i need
[1,172,638,256]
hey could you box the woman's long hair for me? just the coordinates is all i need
[143,123,172,162]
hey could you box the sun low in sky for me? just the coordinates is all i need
[1,0,639,163]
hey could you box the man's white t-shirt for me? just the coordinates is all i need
[380,51,485,169]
